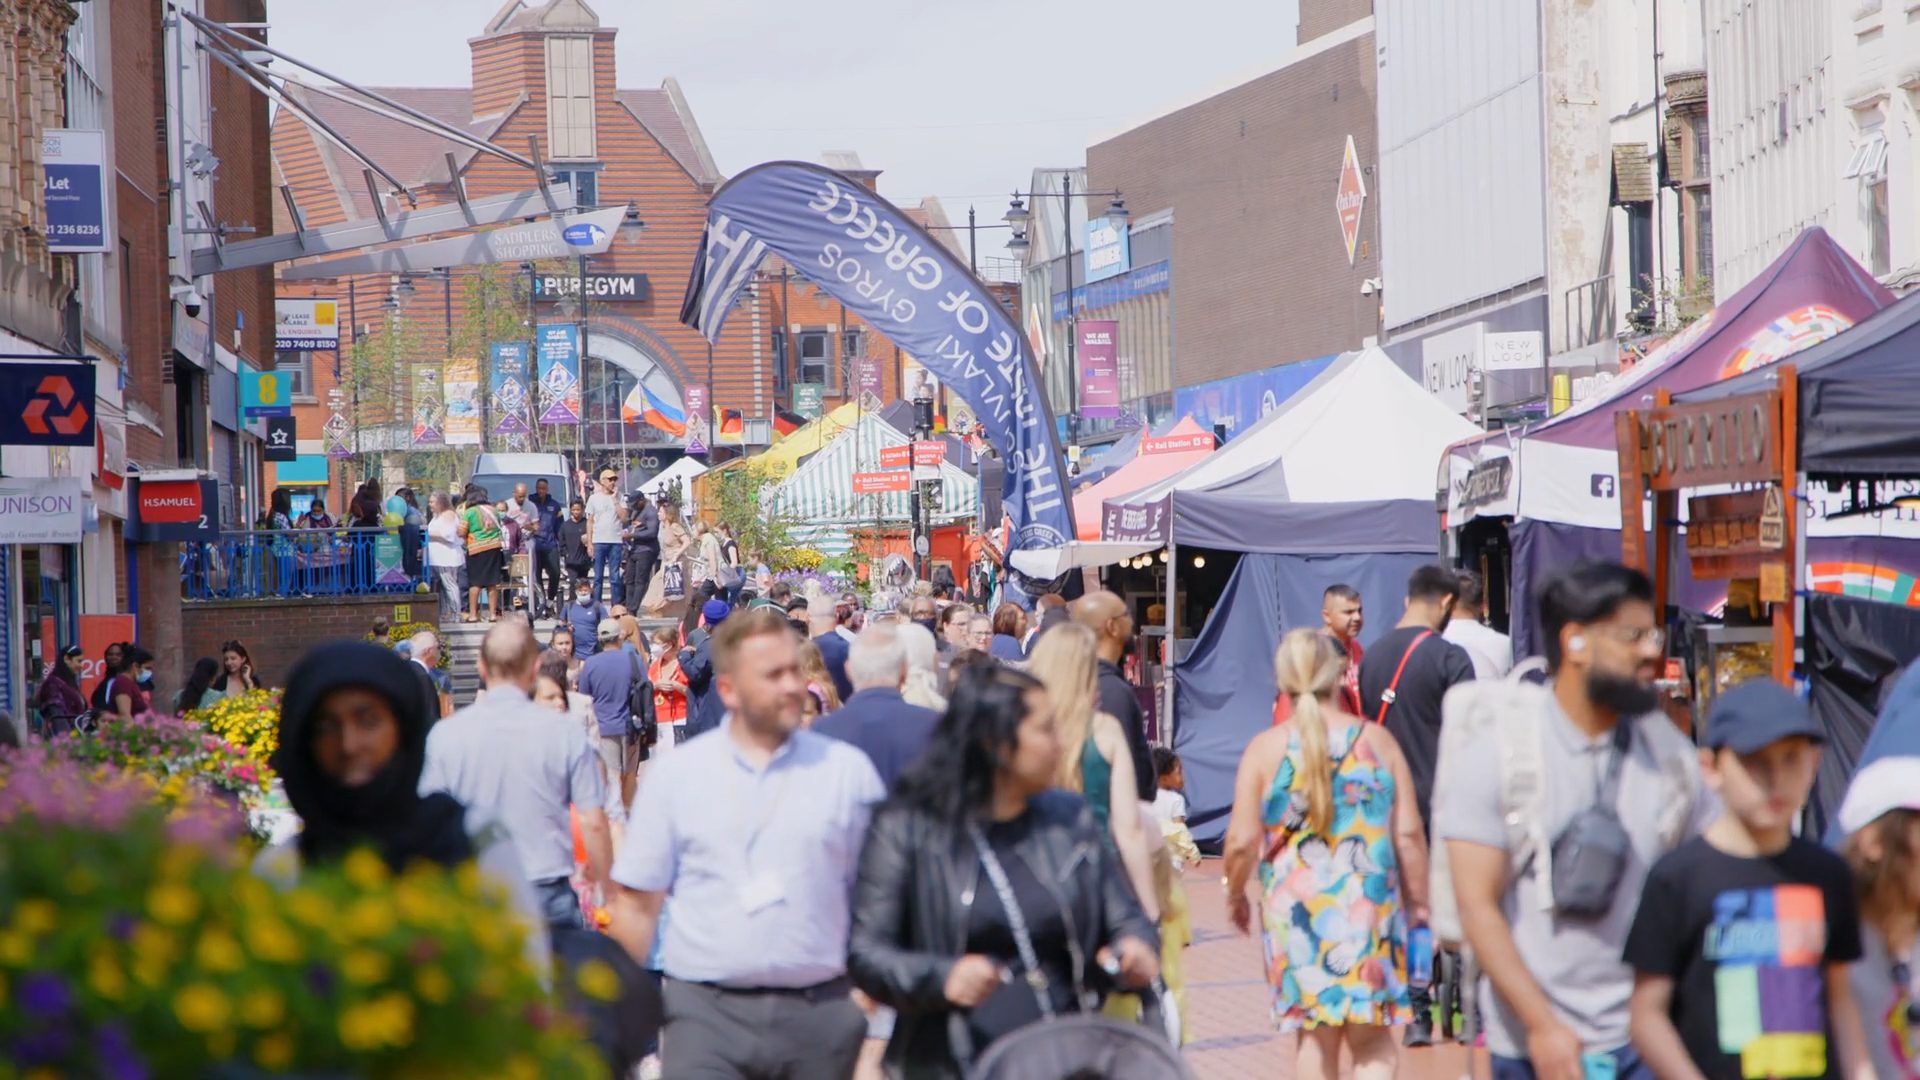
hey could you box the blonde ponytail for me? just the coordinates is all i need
[1274,628,1347,835]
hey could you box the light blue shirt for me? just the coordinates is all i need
[611,720,885,988]
[419,684,606,882]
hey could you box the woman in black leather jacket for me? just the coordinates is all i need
[848,666,1160,1078]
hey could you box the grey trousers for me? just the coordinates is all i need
[661,977,866,1080]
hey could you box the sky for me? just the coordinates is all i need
[266,0,1302,268]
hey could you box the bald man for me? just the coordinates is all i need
[1069,590,1156,801]
[419,620,611,928]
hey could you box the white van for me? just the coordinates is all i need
[467,452,572,505]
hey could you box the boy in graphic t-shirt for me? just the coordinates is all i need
[1624,680,1872,1080]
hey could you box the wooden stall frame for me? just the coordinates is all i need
[1615,365,1799,686]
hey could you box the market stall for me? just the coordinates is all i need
[1661,288,1920,835]
[1100,348,1479,839]
[764,412,979,562]
[1444,227,1894,656]
[1068,418,1216,541]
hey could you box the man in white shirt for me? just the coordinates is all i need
[584,468,626,605]
[1442,569,1514,679]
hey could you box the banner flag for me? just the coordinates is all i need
[1077,320,1121,419]
[536,326,582,425]
[680,161,1075,574]
[410,363,444,447]
[324,388,352,459]
[683,384,708,447]
[489,342,531,436]
[443,357,481,445]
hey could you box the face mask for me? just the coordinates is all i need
[575,594,591,607]
[651,643,668,658]
[138,670,154,686]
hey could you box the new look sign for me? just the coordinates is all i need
[43,129,110,254]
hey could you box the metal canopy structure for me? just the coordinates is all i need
[174,5,585,277]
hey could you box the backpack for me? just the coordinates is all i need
[624,651,658,746]
[1426,670,1699,948]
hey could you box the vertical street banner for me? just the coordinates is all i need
[536,326,582,425]
[1077,319,1121,419]
[794,383,825,419]
[681,162,1076,571]
[683,384,708,448]
[856,357,885,411]
[443,357,481,445]
[410,364,445,447]
[374,532,410,586]
[489,342,532,436]
[325,388,353,459]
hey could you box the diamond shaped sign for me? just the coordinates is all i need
[686,436,708,457]
[1337,134,1367,266]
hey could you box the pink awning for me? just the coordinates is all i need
[1071,417,1217,540]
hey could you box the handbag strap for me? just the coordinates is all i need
[1374,630,1435,724]
[965,821,1055,1020]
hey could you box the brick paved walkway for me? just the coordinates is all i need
[1179,859,1481,1080]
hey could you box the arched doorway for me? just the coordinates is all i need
[580,329,691,485]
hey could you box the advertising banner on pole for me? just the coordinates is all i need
[0,477,84,544]
[856,357,885,411]
[374,532,410,586]
[794,383,825,419]
[325,388,352,459]
[443,357,481,445]
[274,299,339,351]
[683,384,708,447]
[1077,319,1121,419]
[411,364,445,446]
[680,162,1074,587]
[42,129,110,254]
[489,342,531,436]
[536,326,581,425]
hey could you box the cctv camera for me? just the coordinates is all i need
[1360,278,1383,296]
[182,290,203,318]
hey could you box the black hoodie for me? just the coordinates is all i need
[275,641,472,871]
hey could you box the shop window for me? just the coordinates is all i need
[1869,179,1891,277]
[274,350,313,399]
[544,36,596,159]
[1685,188,1715,282]
[797,330,831,386]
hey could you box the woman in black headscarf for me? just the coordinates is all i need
[263,641,549,970]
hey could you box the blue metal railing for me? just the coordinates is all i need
[180,527,430,601]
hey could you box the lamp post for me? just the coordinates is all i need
[923,206,1019,276]
[531,204,646,477]
[1003,178,1128,450]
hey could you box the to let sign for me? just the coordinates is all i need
[43,129,110,253]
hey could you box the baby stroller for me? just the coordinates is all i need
[965,1014,1193,1079]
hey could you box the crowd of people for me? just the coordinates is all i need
[28,494,1920,1080]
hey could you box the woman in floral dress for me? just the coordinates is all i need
[1223,628,1430,1080]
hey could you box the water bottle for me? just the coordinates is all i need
[1408,925,1433,988]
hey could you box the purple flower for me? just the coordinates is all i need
[95,1022,147,1080]
[20,972,71,1018]
[107,912,137,940]
[11,1024,72,1065]
[305,962,337,997]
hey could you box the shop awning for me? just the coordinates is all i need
[1069,417,1216,540]
[765,413,978,526]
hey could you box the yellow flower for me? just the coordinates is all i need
[503,1054,540,1080]
[0,931,29,965]
[87,949,127,1001]
[574,959,621,1002]
[253,1032,294,1071]
[344,897,394,940]
[393,880,437,926]
[343,848,389,890]
[414,964,452,1003]
[341,948,391,985]
[337,992,416,1051]
[242,917,303,964]
[147,881,200,925]
[454,861,482,898]
[239,988,285,1028]
[11,899,57,936]
[195,929,244,974]
[174,982,231,1033]
[284,888,333,930]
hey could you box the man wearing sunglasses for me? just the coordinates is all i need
[585,468,628,605]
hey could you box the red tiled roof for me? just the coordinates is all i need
[276,82,716,222]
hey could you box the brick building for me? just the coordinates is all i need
[269,0,769,492]
[1018,4,1380,443]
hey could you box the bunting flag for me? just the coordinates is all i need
[680,161,1075,586]
[622,382,687,437]
[772,407,808,438]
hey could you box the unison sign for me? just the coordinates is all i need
[532,273,651,301]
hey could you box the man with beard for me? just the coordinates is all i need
[1434,562,1715,1080]
[1358,565,1477,831]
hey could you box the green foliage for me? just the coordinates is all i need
[713,464,804,569]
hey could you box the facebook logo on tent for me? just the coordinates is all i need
[1591,474,1616,498]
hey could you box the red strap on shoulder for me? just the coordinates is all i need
[1373,630,1435,724]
